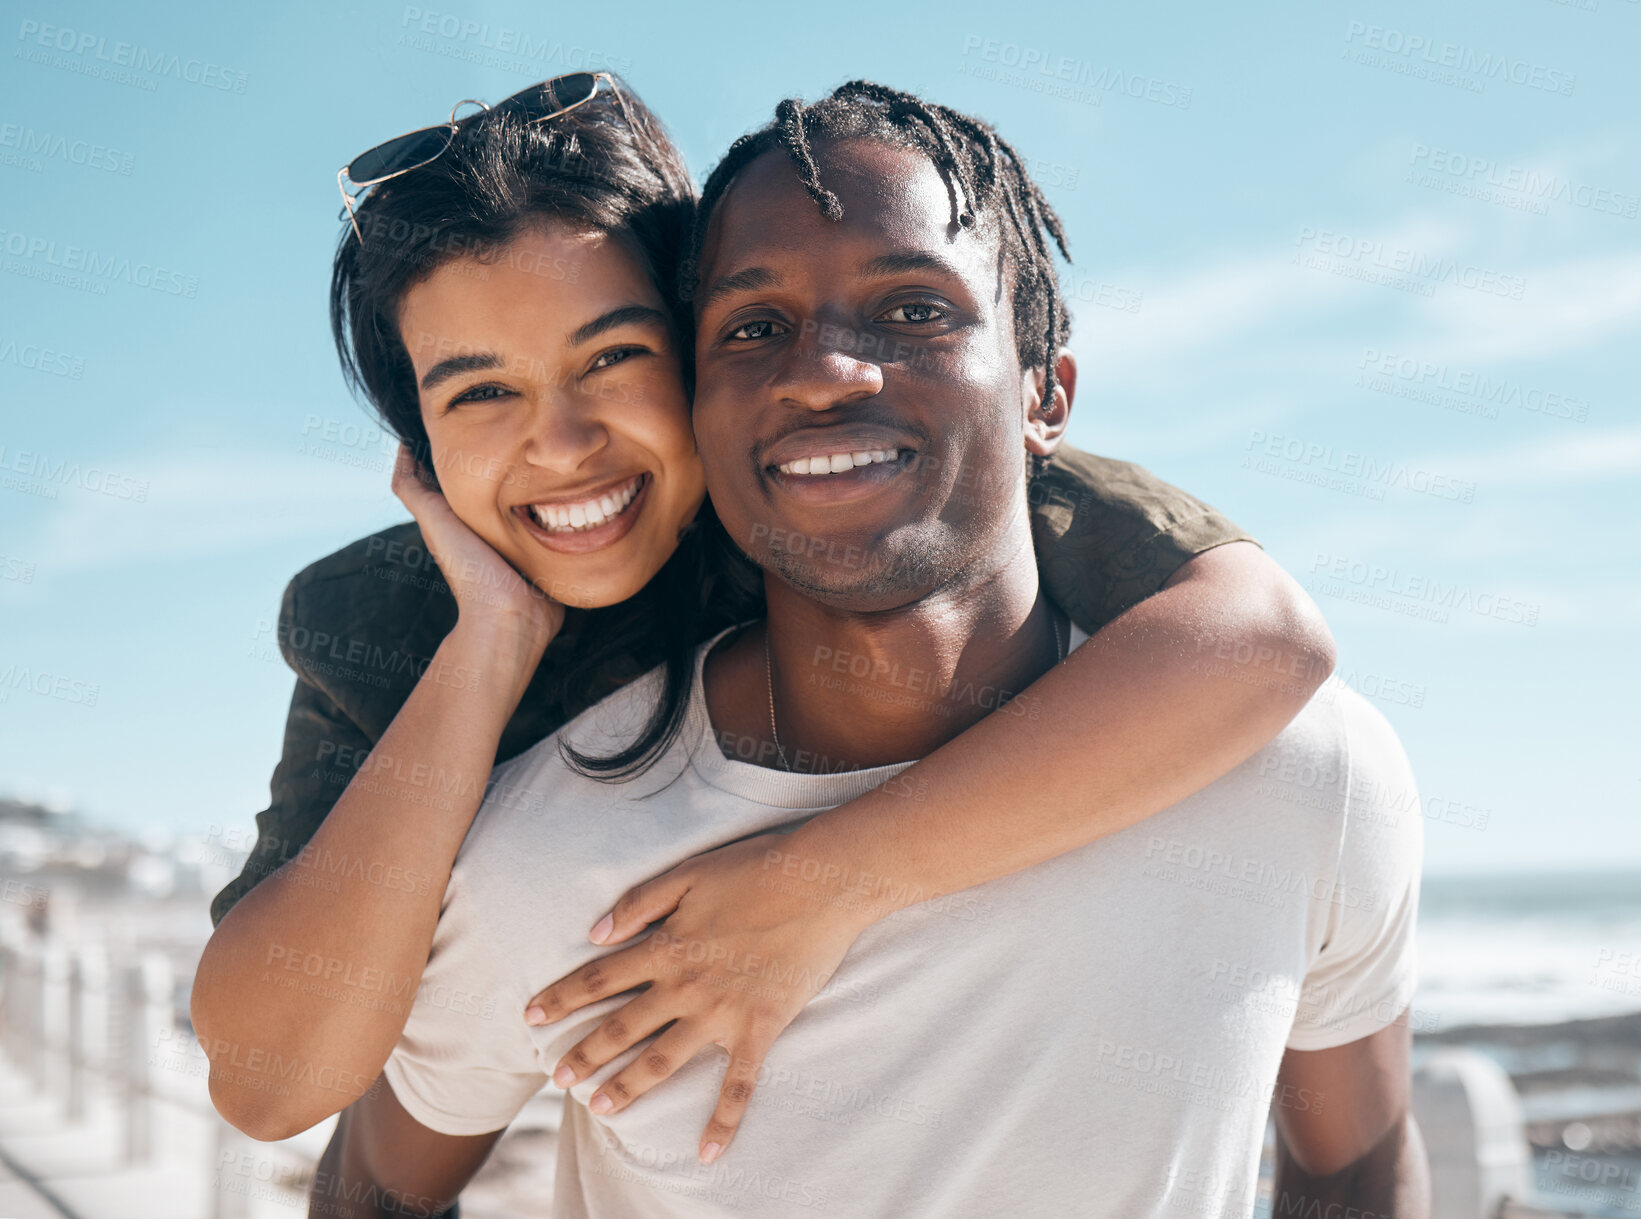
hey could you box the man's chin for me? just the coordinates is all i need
[757,536,958,612]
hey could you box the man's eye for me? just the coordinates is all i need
[448,383,512,408]
[727,319,786,342]
[878,302,944,324]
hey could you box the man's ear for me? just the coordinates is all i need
[1023,347,1076,460]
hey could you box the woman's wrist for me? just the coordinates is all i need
[440,614,552,708]
[780,811,915,934]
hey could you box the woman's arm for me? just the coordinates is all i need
[193,449,561,1142]
[527,540,1336,1161]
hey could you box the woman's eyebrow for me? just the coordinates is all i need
[420,352,503,393]
[568,304,670,346]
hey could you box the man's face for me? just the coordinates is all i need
[692,138,1057,612]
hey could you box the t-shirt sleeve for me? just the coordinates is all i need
[1029,444,1258,635]
[382,865,547,1136]
[1285,689,1424,1051]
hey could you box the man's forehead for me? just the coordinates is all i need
[700,139,998,289]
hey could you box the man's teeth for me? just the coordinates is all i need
[776,448,901,476]
[527,476,642,533]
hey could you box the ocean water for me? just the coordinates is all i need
[1415,871,1641,1031]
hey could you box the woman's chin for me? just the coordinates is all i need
[517,557,659,611]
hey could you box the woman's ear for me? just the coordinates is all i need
[1024,347,1076,460]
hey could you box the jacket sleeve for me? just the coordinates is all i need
[208,585,376,928]
[1029,444,1259,635]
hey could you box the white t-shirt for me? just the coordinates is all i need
[385,624,1422,1218]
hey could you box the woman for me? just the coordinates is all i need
[193,74,1335,1172]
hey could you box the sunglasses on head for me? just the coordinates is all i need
[336,71,615,243]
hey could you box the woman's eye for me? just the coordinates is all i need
[878,302,945,324]
[590,346,644,372]
[448,383,512,408]
[727,319,786,342]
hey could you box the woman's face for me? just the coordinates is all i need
[397,221,705,608]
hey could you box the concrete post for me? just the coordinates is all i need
[1413,1047,1534,1219]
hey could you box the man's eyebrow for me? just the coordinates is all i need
[698,266,780,313]
[420,352,503,393]
[859,252,965,280]
[568,304,670,346]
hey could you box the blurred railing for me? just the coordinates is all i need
[0,920,318,1218]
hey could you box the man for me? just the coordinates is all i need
[316,83,1428,1218]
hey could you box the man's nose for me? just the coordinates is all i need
[773,321,885,412]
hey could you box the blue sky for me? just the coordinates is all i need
[0,0,1635,875]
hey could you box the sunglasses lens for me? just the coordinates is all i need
[495,73,599,121]
[347,126,454,185]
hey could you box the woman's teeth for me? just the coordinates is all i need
[776,448,901,476]
[527,475,642,533]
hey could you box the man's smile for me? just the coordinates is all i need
[762,425,922,506]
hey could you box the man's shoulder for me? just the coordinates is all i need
[1253,680,1421,842]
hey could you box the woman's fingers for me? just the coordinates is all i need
[697,1041,773,1164]
[525,944,651,1027]
[390,443,433,504]
[581,1020,710,1120]
[551,994,681,1093]
[591,870,693,946]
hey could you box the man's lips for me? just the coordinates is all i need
[763,427,919,473]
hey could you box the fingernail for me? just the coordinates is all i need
[553,1064,575,1088]
[589,913,614,944]
[701,1142,722,1164]
[525,1006,547,1026]
[589,1093,612,1115]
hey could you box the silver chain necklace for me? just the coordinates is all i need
[763,612,1067,773]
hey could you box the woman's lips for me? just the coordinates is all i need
[514,472,650,555]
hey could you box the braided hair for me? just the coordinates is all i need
[684,80,1073,475]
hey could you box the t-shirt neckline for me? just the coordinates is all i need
[678,613,1087,809]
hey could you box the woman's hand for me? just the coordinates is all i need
[391,444,564,649]
[523,833,876,1165]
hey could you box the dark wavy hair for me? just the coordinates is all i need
[328,79,756,780]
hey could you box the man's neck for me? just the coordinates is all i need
[703,529,1064,772]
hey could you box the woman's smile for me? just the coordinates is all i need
[514,471,651,554]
